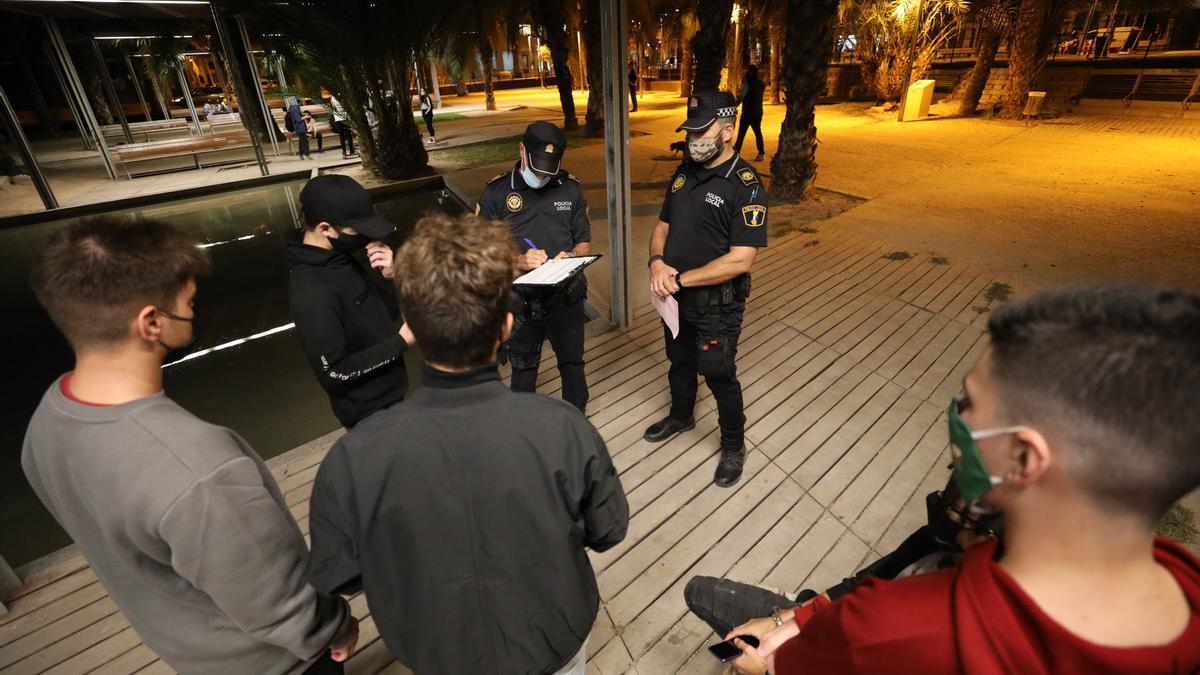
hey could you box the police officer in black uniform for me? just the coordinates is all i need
[477,121,592,412]
[645,91,769,488]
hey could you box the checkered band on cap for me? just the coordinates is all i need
[717,106,737,117]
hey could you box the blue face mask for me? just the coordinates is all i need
[521,164,551,189]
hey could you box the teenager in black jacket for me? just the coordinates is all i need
[307,214,628,675]
[286,175,414,427]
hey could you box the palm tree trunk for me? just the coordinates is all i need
[360,57,428,178]
[958,26,1002,116]
[581,0,605,136]
[532,0,579,131]
[477,35,497,111]
[769,22,783,104]
[1000,0,1051,118]
[771,0,838,200]
[680,11,698,98]
[692,0,733,92]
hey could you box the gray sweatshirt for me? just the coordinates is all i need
[21,377,351,675]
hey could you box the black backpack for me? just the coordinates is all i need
[284,109,295,132]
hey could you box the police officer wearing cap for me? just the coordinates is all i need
[477,121,593,412]
[286,174,415,428]
[645,91,768,488]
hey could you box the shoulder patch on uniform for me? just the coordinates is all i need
[738,168,759,186]
[565,173,580,183]
[741,204,767,227]
[486,172,508,185]
[670,174,686,193]
[505,192,524,213]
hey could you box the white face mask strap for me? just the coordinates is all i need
[969,426,1026,441]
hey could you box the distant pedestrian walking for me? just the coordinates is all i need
[629,63,639,112]
[286,102,312,160]
[329,95,356,158]
[419,89,436,145]
[735,65,766,161]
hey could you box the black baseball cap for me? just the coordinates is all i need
[299,174,395,239]
[676,91,738,132]
[523,120,567,176]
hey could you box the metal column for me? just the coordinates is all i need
[0,84,58,209]
[174,59,204,135]
[45,18,117,179]
[123,52,152,121]
[600,0,633,329]
[211,7,268,175]
[44,41,91,149]
[237,17,280,157]
[90,38,132,143]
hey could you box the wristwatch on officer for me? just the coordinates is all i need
[647,254,664,268]
[674,272,684,289]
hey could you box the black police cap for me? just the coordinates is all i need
[300,174,395,239]
[676,91,738,132]
[523,120,567,176]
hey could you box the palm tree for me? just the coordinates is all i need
[998,0,1053,117]
[219,0,444,178]
[530,0,579,130]
[770,0,839,199]
[679,10,699,97]
[692,0,734,91]
[581,0,605,136]
[839,0,969,105]
[958,0,1019,116]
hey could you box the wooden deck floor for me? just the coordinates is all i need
[0,226,1030,674]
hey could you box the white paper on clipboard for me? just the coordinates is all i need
[513,256,598,286]
[653,293,680,339]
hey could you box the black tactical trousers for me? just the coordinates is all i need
[664,288,746,449]
[509,300,589,412]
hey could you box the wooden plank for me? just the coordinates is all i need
[849,419,950,547]
[791,381,909,491]
[598,450,777,599]
[617,466,798,659]
[828,401,942,526]
[773,371,891,473]
[0,578,107,647]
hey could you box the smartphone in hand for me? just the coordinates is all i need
[708,634,760,662]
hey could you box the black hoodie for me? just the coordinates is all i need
[285,229,408,427]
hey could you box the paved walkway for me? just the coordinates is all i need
[0,224,1032,674]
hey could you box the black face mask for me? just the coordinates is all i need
[328,231,373,255]
[156,308,199,366]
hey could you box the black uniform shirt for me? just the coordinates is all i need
[659,153,769,272]
[477,161,592,257]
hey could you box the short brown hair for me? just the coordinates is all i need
[31,216,210,350]
[987,284,1200,521]
[394,213,515,368]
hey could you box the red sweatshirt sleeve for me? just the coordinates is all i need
[773,572,959,675]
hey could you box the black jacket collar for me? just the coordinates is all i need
[283,228,355,270]
[420,363,501,389]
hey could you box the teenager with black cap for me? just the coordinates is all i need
[645,91,769,488]
[285,174,414,428]
[476,120,593,412]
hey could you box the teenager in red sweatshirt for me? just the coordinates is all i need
[727,284,1200,675]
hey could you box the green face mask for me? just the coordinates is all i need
[948,397,1025,505]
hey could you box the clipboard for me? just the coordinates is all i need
[513,253,603,287]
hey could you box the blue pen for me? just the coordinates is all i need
[522,237,538,251]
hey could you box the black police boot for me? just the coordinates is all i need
[713,446,746,488]
[643,416,695,443]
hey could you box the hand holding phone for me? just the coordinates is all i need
[708,634,759,662]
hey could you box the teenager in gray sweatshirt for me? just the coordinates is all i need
[22,216,358,675]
